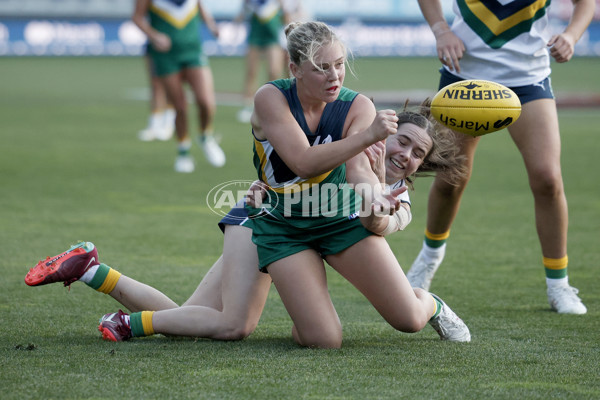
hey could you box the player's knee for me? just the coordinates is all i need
[296,334,342,349]
[530,168,564,198]
[293,324,342,349]
[434,176,469,198]
[214,318,257,341]
[390,314,427,334]
[387,301,429,333]
[223,326,254,341]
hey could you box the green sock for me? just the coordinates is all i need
[430,295,444,320]
[130,311,155,337]
[543,256,568,279]
[86,263,111,290]
[424,229,450,249]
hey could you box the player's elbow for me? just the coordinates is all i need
[293,161,321,180]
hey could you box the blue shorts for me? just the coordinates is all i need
[439,68,555,105]
[218,200,253,233]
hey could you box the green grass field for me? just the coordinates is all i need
[1,56,599,399]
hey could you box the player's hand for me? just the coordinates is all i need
[364,140,386,183]
[152,32,171,52]
[435,30,465,73]
[369,110,398,142]
[370,186,405,216]
[245,180,268,208]
[548,32,576,63]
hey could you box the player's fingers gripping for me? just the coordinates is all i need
[365,140,385,160]
[365,141,386,181]
[380,110,399,137]
[246,180,267,208]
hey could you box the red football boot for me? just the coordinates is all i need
[25,242,98,287]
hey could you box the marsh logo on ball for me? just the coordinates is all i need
[431,79,522,136]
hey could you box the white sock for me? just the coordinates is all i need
[421,242,446,262]
[163,109,176,130]
[79,264,100,284]
[546,277,569,289]
[149,113,163,131]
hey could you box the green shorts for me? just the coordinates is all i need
[149,42,209,77]
[248,14,282,48]
[248,206,374,272]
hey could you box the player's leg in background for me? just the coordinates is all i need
[184,65,225,167]
[237,46,260,123]
[406,131,479,290]
[184,66,216,136]
[265,44,284,81]
[507,98,586,314]
[138,54,175,142]
[161,71,196,172]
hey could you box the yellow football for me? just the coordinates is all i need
[431,79,522,136]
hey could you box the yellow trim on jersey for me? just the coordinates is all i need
[97,269,122,294]
[254,137,334,193]
[270,172,334,194]
[150,2,198,29]
[425,229,450,241]
[543,256,568,270]
[466,0,548,35]
[254,138,269,184]
[255,8,279,24]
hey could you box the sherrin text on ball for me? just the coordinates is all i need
[431,80,521,136]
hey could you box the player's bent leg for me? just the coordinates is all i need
[181,225,271,339]
[268,250,342,349]
[147,226,270,340]
[328,236,470,342]
[182,256,225,311]
[24,241,179,313]
[327,236,431,333]
[218,225,271,339]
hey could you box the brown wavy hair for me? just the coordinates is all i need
[398,99,468,188]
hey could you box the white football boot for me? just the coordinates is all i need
[198,135,225,168]
[155,109,176,141]
[547,285,587,314]
[428,294,471,342]
[174,154,195,173]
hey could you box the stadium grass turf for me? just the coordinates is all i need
[1,56,599,399]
